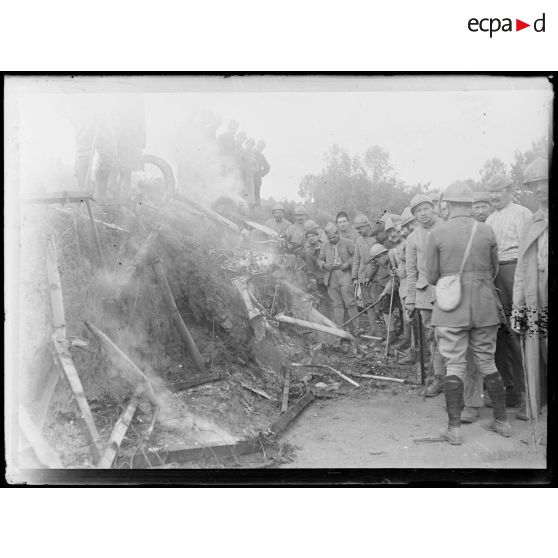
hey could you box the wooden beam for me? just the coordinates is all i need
[238,381,275,401]
[97,391,141,469]
[130,439,261,468]
[281,366,291,413]
[151,259,208,375]
[46,236,67,338]
[291,363,360,388]
[85,199,106,270]
[268,391,315,436]
[23,191,94,204]
[169,373,222,392]
[51,335,101,462]
[274,313,354,341]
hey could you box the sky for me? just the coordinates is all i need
[9,75,552,199]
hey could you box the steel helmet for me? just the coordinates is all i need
[524,157,548,184]
[443,181,473,203]
[353,214,371,227]
[400,206,416,226]
[384,214,397,232]
[272,203,285,213]
[303,219,320,233]
[293,204,307,215]
[472,191,490,204]
[410,194,433,215]
[486,174,513,192]
[429,191,441,203]
[369,243,388,260]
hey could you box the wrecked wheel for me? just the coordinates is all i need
[133,154,176,206]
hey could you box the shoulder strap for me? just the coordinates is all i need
[458,221,478,275]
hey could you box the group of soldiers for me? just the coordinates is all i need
[216,118,271,207]
[261,157,548,445]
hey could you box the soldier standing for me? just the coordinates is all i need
[285,205,308,254]
[351,214,379,337]
[486,174,532,416]
[405,194,446,396]
[253,140,271,205]
[264,204,291,237]
[426,181,511,444]
[318,223,358,331]
[511,158,549,419]
[336,211,359,243]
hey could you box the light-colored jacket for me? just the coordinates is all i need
[405,216,443,309]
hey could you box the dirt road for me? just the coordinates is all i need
[282,386,546,468]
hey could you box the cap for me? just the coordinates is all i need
[324,222,338,235]
[472,191,491,204]
[486,174,513,192]
[293,205,307,215]
[303,219,320,233]
[272,203,285,213]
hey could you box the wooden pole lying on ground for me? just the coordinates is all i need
[275,313,354,341]
[151,258,208,375]
[22,191,94,205]
[291,363,360,388]
[169,373,222,392]
[349,373,405,383]
[238,381,275,401]
[85,199,106,270]
[268,392,315,436]
[173,192,242,235]
[97,389,142,469]
[115,229,160,298]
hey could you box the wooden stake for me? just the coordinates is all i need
[85,199,106,270]
[291,363,360,388]
[281,366,291,413]
[151,259,208,375]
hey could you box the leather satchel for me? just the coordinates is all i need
[435,221,478,312]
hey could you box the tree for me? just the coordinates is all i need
[479,157,509,186]
[298,144,428,222]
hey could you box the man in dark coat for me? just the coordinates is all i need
[426,182,512,445]
[253,140,271,205]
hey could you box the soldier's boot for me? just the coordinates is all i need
[461,406,480,424]
[393,318,412,350]
[398,347,416,365]
[366,309,380,337]
[425,375,445,397]
[515,404,529,421]
[440,375,464,445]
[484,372,512,437]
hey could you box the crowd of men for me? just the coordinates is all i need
[215,117,271,206]
[260,158,548,445]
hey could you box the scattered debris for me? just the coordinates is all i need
[268,391,315,436]
[169,373,222,393]
[237,381,276,401]
[291,363,360,388]
[275,313,354,341]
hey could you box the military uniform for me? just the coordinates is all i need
[264,217,291,237]
[318,236,357,328]
[285,222,306,253]
[426,189,511,444]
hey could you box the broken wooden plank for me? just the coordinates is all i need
[291,363,360,388]
[19,407,63,468]
[173,192,242,235]
[274,313,354,341]
[115,229,160,299]
[169,373,222,393]
[51,334,101,462]
[97,391,141,469]
[281,366,291,413]
[23,191,94,204]
[239,218,280,238]
[268,391,315,436]
[151,259,208,375]
[238,381,275,401]
[131,439,261,468]
[232,276,262,321]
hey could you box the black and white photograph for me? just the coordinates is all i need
[4,74,552,482]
